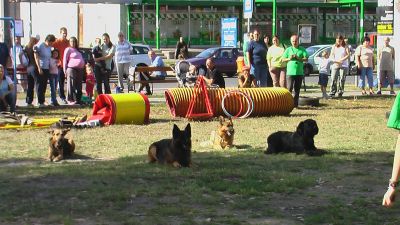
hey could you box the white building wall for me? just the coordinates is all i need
[20,3,78,45]
[82,4,121,47]
[19,3,122,47]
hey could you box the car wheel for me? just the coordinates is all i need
[298,96,320,107]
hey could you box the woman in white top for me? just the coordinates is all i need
[329,35,350,97]
[114,31,132,92]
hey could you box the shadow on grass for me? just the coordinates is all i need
[0,150,398,224]
[16,106,90,117]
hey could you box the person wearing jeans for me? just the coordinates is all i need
[33,34,55,107]
[246,29,268,87]
[24,35,40,106]
[53,27,70,104]
[355,36,375,95]
[329,35,350,97]
[93,33,115,95]
[282,34,308,107]
[115,31,132,92]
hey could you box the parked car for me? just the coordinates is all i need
[186,47,243,77]
[303,45,331,75]
[128,43,152,67]
[303,44,357,76]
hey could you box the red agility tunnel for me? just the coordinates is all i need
[165,87,294,118]
[89,93,150,125]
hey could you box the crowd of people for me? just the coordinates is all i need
[240,30,396,107]
[0,27,167,111]
[0,27,396,112]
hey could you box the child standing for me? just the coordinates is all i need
[318,51,332,99]
[85,63,95,99]
[49,49,60,106]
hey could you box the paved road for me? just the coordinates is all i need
[14,74,371,107]
[150,74,361,93]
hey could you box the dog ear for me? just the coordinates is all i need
[219,116,224,125]
[62,128,71,136]
[184,123,191,138]
[173,124,180,138]
[296,121,304,136]
[228,117,233,125]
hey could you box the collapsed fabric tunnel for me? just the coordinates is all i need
[89,93,150,125]
[165,87,294,118]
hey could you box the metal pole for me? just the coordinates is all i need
[272,0,276,36]
[142,4,145,43]
[188,6,191,46]
[156,0,160,49]
[247,18,250,33]
[29,0,32,37]
[360,0,364,43]
[127,4,131,43]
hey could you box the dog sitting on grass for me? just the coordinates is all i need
[264,119,325,156]
[148,123,192,168]
[211,116,235,149]
[48,127,75,162]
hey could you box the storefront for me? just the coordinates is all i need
[128,1,377,47]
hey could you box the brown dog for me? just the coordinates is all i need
[148,124,192,168]
[48,128,75,162]
[212,116,235,149]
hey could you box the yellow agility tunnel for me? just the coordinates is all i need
[165,87,294,118]
[89,93,150,125]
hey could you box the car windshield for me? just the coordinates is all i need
[196,48,217,58]
[306,46,323,56]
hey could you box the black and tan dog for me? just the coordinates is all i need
[148,123,192,168]
[212,116,235,149]
[48,128,75,162]
[265,119,325,156]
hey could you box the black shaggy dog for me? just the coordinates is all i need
[265,119,325,156]
[148,123,192,168]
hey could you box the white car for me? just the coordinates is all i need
[128,43,152,67]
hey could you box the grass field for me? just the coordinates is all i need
[1,95,400,225]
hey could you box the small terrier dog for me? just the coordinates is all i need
[148,123,192,168]
[48,128,75,162]
[211,116,235,149]
[265,119,324,156]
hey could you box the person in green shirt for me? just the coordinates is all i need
[383,94,400,207]
[282,34,308,107]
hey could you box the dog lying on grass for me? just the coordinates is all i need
[265,119,325,156]
[211,116,235,149]
[48,128,75,162]
[148,123,192,168]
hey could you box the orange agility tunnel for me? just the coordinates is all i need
[89,93,150,125]
[165,87,294,118]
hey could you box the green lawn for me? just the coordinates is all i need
[1,95,399,225]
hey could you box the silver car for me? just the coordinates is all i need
[303,44,356,75]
